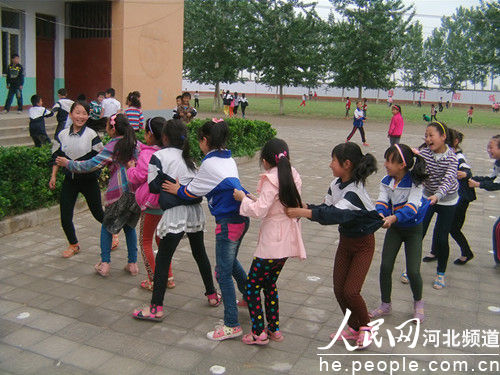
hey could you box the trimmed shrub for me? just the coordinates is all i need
[0,118,276,219]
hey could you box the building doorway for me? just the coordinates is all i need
[36,14,55,106]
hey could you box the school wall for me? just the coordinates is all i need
[0,1,65,106]
[111,0,183,114]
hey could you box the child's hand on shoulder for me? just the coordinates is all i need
[286,207,311,219]
[233,189,246,201]
[468,179,480,188]
[428,195,438,205]
[457,171,467,179]
[162,178,180,194]
[382,215,397,228]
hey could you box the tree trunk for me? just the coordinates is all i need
[341,87,345,101]
[376,89,380,104]
[491,73,495,91]
[357,86,362,100]
[213,82,220,111]
[412,91,415,104]
[279,85,284,115]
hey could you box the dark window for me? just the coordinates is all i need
[36,14,56,39]
[67,1,111,39]
[1,10,20,29]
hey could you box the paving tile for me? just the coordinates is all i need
[93,355,148,375]
[59,345,114,371]
[0,350,56,374]
[2,326,50,348]
[55,321,103,343]
[150,346,205,371]
[27,335,81,359]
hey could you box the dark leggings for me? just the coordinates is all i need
[245,257,287,335]
[60,177,104,245]
[449,199,473,258]
[31,133,50,147]
[334,234,374,331]
[380,224,423,303]
[493,217,500,265]
[346,126,366,143]
[151,231,215,306]
[422,203,457,273]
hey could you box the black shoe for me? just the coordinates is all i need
[422,255,437,262]
[454,254,474,265]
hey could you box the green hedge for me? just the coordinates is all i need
[0,118,276,219]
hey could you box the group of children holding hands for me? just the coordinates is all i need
[48,90,499,350]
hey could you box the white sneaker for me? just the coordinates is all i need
[207,322,243,341]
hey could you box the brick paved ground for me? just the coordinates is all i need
[1,114,499,374]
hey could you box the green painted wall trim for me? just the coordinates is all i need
[54,78,65,103]
[0,77,36,108]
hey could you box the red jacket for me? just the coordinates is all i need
[388,112,404,137]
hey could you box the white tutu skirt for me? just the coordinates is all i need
[156,204,205,238]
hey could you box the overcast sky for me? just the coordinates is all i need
[312,0,482,37]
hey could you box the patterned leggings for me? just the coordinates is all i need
[245,257,287,335]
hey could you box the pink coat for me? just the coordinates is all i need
[388,112,404,137]
[240,166,306,260]
[127,144,161,211]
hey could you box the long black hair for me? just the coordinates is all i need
[70,100,90,115]
[110,114,137,165]
[384,144,428,186]
[331,142,377,185]
[198,119,228,150]
[260,138,302,208]
[126,91,141,108]
[163,119,195,170]
[145,117,165,147]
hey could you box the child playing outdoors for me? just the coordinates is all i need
[287,142,382,349]
[163,119,249,341]
[56,114,140,277]
[387,104,404,146]
[467,106,473,124]
[50,101,104,258]
[176,92,197,124]
[346,101,369,146]
[88,92,105,132]
[124,91,144,131]
[132,119,219,322]
[29,94,53,147]
[240,93,249,118]
[52,88,74,137]
[449,130,476,265]
[126,117,174,291]
[101,88,121,118]
[468,134,500,267]
[370,144,429,323]
[430,104,437,121]
[233,138,306,345]
[345,97,351,118]
[419,122,459,290]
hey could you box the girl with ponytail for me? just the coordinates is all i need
[233,138,306,345]
[56,114,141,277]
[370,143,429,324]
[127,117,175,291]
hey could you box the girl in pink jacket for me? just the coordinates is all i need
[233,138,306,345]
[127,117,174,291]
[388,104,404,146]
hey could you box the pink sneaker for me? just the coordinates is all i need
[242,331,269,345]
[94,262,110,277]
[330,326,358,341]
[207,323,243,341]
[266,329,284,342]
[124,263,139,276]
[355,326,373,350]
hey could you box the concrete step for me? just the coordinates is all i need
[0,113,57,146]
[0,123,57,137]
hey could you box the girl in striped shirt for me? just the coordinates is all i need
[419,122,459,290]
[124,91,144,131]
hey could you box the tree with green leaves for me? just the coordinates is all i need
[183,0,252,109]
[326,0,414,99]
[250,0,325,114]
[400,21,427,102]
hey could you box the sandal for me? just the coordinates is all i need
[266,329,284,342]
[62,244,80,258]
[206,292,221,307]
[355,326,373,349]
[433,274,446,290]
[94,261,110,277]
[400,272,409,284]
[330,326,358,341]
[140,279,153,291]
[132,304,165,322]
[111,234,119,250]
[124,263,139,276]
[242,331,269,345]
[413,300,425,323]
[369,302,392,319]
[167,276,176,289]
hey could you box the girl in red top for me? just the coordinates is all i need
[388,104,404,146]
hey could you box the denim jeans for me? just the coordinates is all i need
[100,224,137,263]
[214,216,249,327]
[4,87,23,111]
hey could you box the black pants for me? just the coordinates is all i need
[467,117,472,124]
[194,98,199,108]
[151,231,215,306]
[60,176,104,244]
[31,133,50,147]
[241,105,247,117]
[422,203,457,273]
[449,199,473,258]
[346,126,366,143]
[4,86,23,111]
[233,105,239,114]
[431,114,437,121]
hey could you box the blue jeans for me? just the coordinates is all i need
[214,217,249,327]
[4,87,23,111]
[100,224,137,263]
